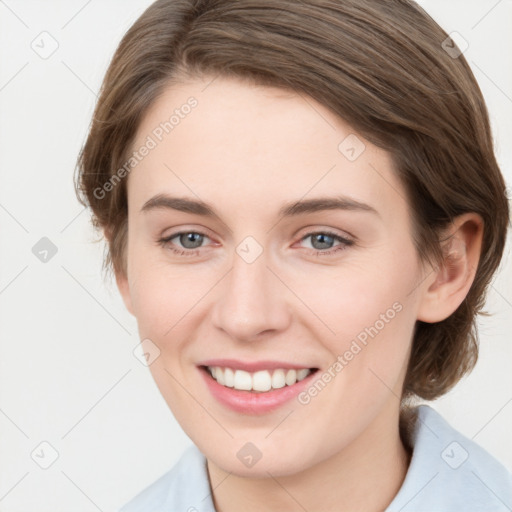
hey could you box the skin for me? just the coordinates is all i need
[115,75,483,512]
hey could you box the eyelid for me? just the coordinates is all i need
[294,231,354,253]
[160,230,215,250]
[295,225,355,243]
[160,225,217,241]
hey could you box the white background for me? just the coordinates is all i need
[0,1,511,510]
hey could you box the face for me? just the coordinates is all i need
[118,75,430,477]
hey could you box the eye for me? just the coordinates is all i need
[158,231,211,256]
[298,230,354,256]
[157,229,354,258]
[172,232,207,249]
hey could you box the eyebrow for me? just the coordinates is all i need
[141,194,380,223]
[141,194,379,221]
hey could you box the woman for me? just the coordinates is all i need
[75,0,512,510]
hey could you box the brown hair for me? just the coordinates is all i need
[75,0,510,405]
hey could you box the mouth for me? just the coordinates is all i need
[201,365,318,393]
[197,362,319,414]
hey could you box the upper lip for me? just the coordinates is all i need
[198,359,317,372]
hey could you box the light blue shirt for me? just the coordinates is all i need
[119,405,512,511]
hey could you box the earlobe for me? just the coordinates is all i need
[416,213,484,323]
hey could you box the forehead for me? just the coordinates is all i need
[128,76,408,224]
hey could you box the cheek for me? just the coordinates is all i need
[127,242,211,332]
[323,295,416,417]
[292,248,418,393]
[285,254,411,340]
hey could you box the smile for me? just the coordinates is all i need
[207,366,313,392]
[198,362,319,414]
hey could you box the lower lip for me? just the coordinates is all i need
[198,366,318,414]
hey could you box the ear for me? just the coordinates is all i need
[417,213,484,323]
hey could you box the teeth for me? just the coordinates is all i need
[253,370,272,392]
[224,367,234,388]
[297,368,310,380]
[216,367,225,386]
[271,369,286,389]
[234,370,252,391]
[207,366,313,392]
[285,369,297,386]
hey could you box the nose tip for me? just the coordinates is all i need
[210,254,291,342]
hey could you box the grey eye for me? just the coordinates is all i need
[308,233,336,250]
[177,232,205,249]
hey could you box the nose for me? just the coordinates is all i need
[210,248,292,342]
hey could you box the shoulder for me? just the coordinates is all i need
[118,444,216,512]
[387,405,512,511]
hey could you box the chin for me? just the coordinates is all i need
[202,441,316,479]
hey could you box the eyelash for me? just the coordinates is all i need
[157,230,354,257]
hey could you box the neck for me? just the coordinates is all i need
[207,405,413,512]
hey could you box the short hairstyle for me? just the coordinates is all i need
[75,0,510,404]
